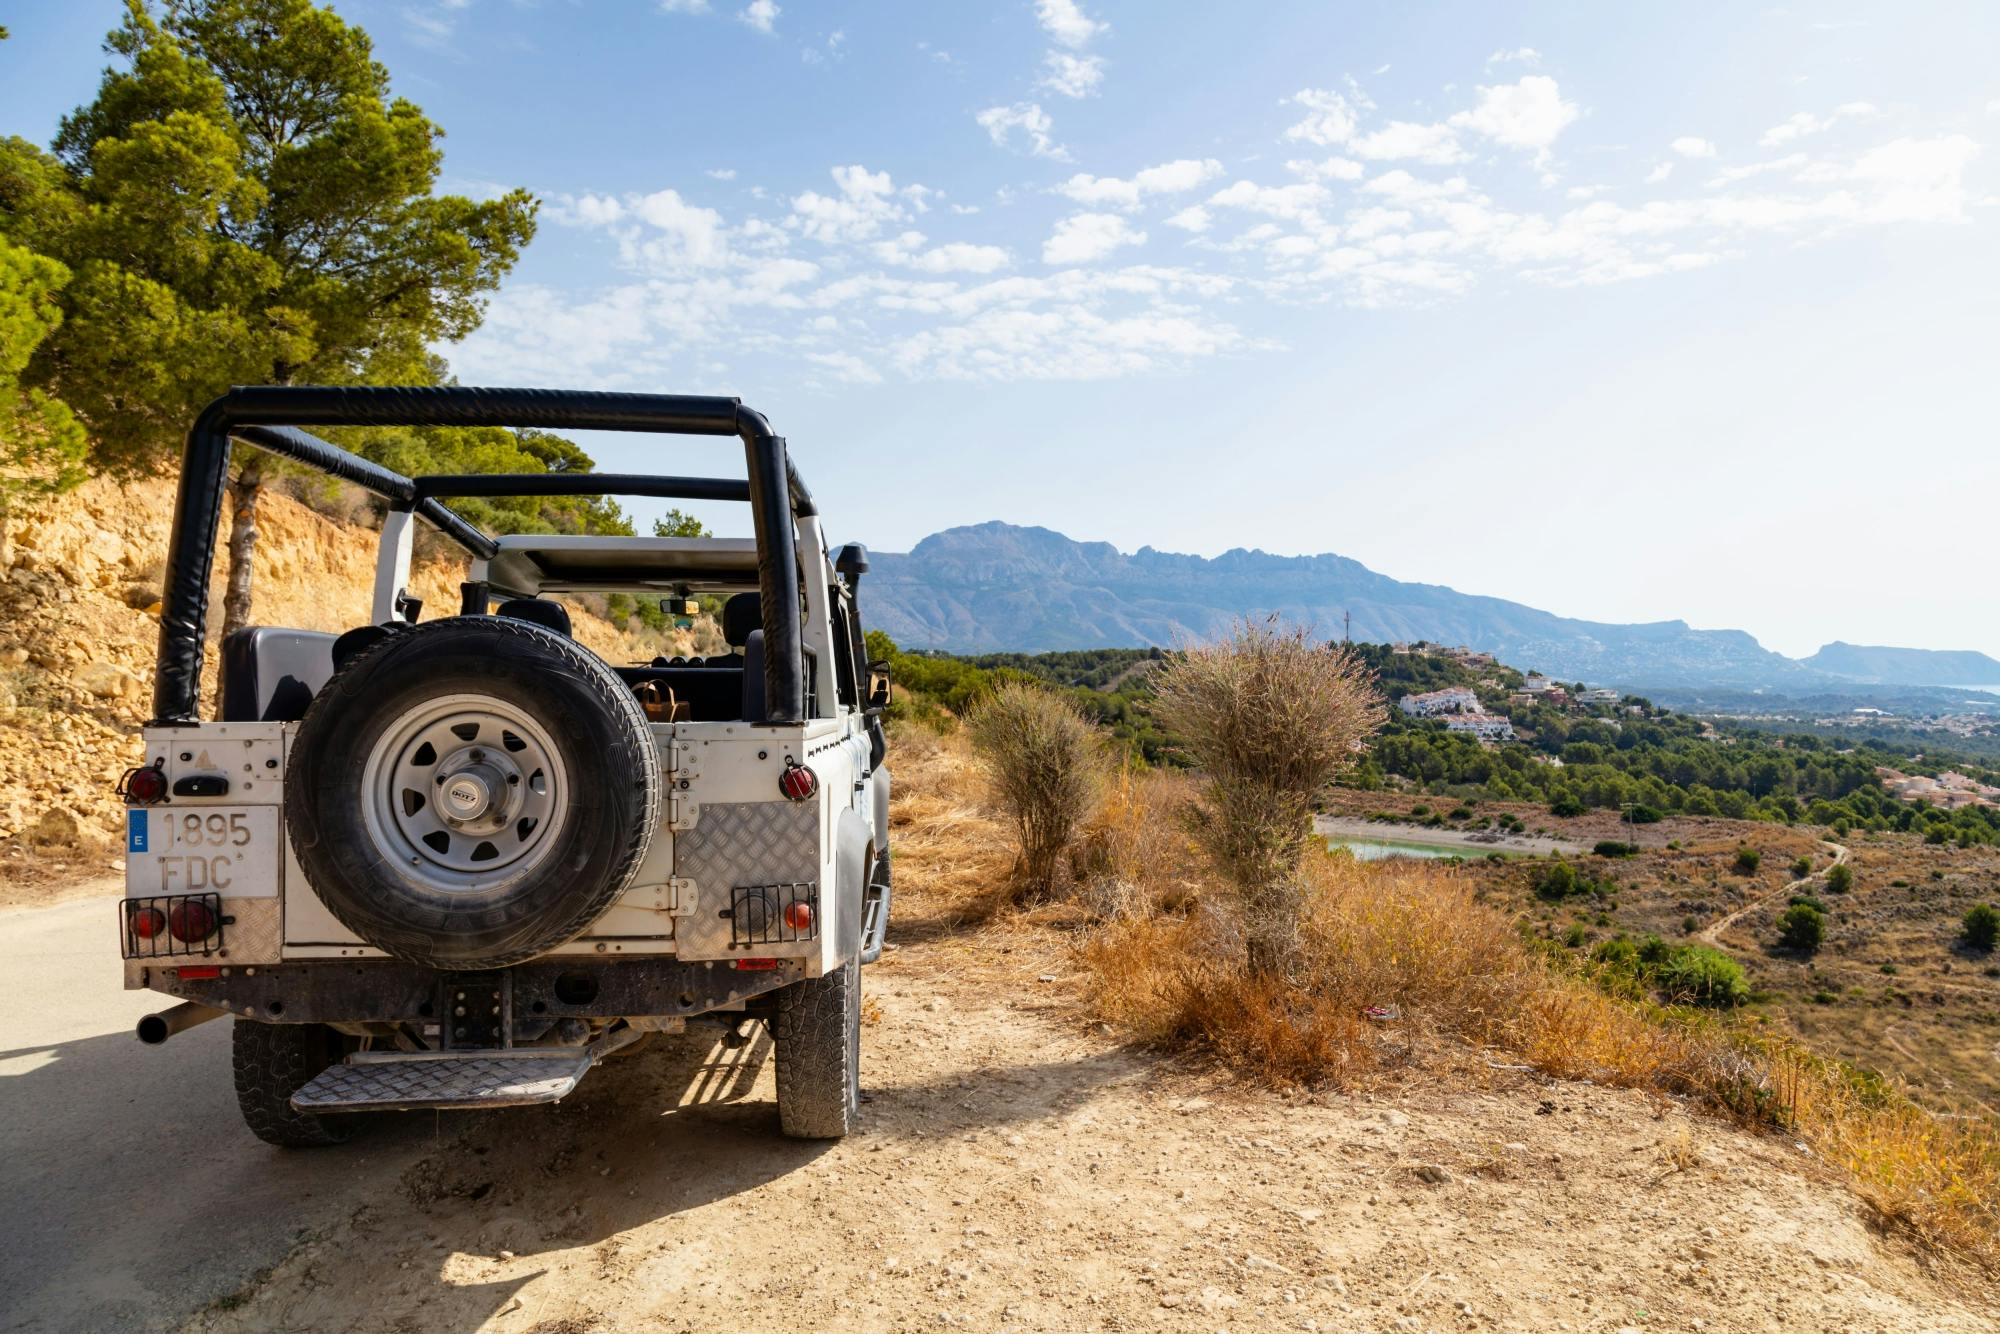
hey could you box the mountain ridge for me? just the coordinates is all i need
[864,521,1979,691]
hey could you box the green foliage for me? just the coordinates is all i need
[0,236,87,495]
[1548,793,1586,818]
[1536,859,1616,902]
[652,508,709,538]
[1734,847,1762,875]
[1962,904,1998,953]
[1653,945,1750,1007]
[1777,903,1826,953]
[11,0,538,474]
[1788,892,1826,915]
[1824,862,1853,894]
[1625,803,1662,824]
[1790,855,1813,878]
[1593,840,1638,858]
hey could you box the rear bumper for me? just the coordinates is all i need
[131,954,803,1026]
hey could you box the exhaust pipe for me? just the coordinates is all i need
[137,1002,224,1046]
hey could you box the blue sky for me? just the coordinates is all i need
[4,1,1997,659]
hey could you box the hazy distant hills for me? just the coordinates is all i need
[1800,642,2000,687]
[865,522,1988,693]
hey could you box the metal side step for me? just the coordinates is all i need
[292,1048,594,1114]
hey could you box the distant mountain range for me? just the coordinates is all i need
[864,522,1998,694]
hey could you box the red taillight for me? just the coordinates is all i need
[783,900,814,932]
[121,765,168,805]
[778,762,818,802]
[176,965,220,980]
[167,899,216,943]
[731,958,780,971]
[129,905,166,939]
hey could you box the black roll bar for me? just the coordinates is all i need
[411,473,753,504]
[153,385,810,728]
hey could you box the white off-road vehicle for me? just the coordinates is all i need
[117,387,891,1144]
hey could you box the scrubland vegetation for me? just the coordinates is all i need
[894,626,2000,1271]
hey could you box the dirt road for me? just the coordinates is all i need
[0,890,442,1333]
[1699,841,1849,947]
[5,884,1990,1333]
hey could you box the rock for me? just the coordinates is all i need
[28,805,83,848]
[0,684,13,722]
[0,647,26,666]
[76,662,141,701]
[1412,1164,1450,1186]
[122,582,160,610]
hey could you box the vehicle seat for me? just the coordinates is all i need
[496,598,572,637]
[218,627,337,722]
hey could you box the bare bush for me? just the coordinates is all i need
[967,681,1106,901]
[1150,618,1384,975]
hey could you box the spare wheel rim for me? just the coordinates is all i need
[359,693,571,893]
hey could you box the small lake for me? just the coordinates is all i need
[1322,836,1483,862]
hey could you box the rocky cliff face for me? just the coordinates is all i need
[865,521,1815,689]
[0,476,693,877]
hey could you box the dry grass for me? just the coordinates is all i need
[889,716,2000,1267]
[966,682,1107,901]
[1081,843,2000,1267]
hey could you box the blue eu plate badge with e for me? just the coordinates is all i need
[127,809,148,854]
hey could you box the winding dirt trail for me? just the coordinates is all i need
[172,909,1991,1334]
[1699,840,1848,947]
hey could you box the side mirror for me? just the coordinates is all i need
[866,660,893,713]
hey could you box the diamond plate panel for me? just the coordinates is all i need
[292,1051,591,1112]
[220,898,281,964]
[673,801,820,957]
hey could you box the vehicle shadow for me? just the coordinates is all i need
[0,1022,448,1332]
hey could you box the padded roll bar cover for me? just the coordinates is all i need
[152,386,810,726]
[495,598,573,637]
[218,627,337,723]
[721,592,762,648]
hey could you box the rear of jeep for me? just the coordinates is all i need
[118,387,891,1145]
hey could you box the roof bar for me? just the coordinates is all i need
[412,473,753,504]
[153,385,809,728]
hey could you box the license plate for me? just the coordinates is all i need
[125,806,280,899]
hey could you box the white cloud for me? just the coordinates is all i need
[1487,47,1542,67]
[789,165,927,244]
[1283,88,1362,147]
[1035,0,1106,48]
[1039,51,1104,98]
[807,351,883,384]
[1207,179,1330,220]
[1760,102,1878,147]
[739,0,778,33]
[659,0,709,11]
[624,189,731,268]
[1165,206,1211,233]
[1671,137,1716,158]
[1644,162,1673,184]
[1057,158,1222,208]
[705,168,738,181]
[1840,134,1981,222]
[871,230,1013,274]
[1286,156,1365,181]
[1353,121,1467,165]
[1447,75,1579,154]
[1043,213,1147,265]
[976,103,1070,160]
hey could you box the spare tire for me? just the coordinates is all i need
[286,616,659,969]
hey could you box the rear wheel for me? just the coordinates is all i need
[232,1019,354,1148]
[772,954,861,1139]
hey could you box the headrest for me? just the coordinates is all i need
[495,598,572,637]
[722,592,762,647]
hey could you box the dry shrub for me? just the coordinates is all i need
[1072,762,1205,919]
[967,681,1106,902]
[1151,619,1383,975]
[1080,845,2000,1266]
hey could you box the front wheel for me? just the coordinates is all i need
[772,955,861,1139]
[232,1019,354,1147]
